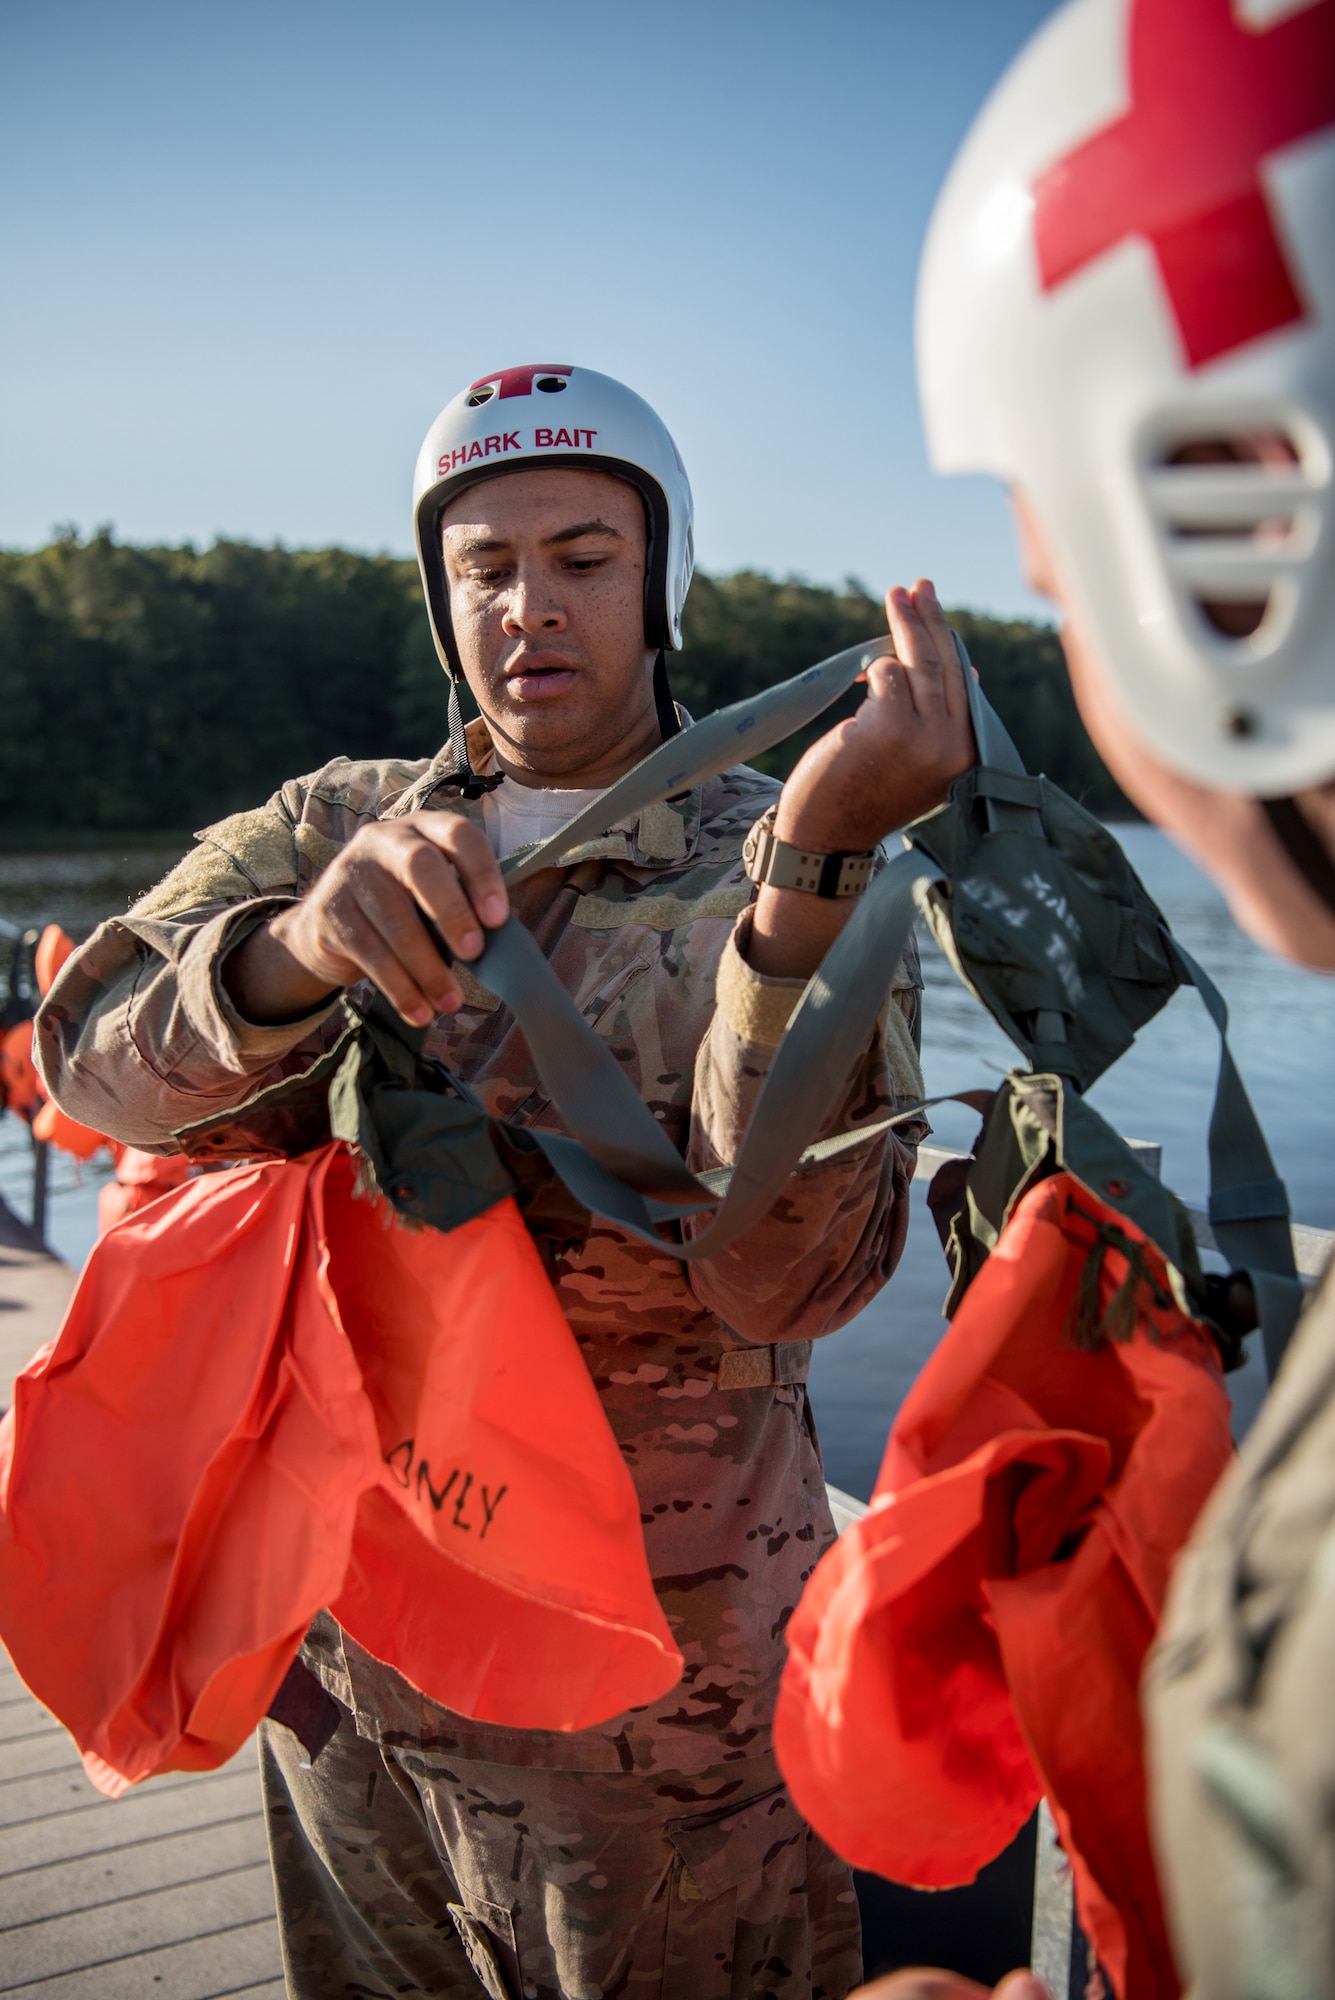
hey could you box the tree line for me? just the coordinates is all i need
[0,531,1126,835]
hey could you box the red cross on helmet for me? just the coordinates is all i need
[916,0,1335,795]
[412,365,695,685]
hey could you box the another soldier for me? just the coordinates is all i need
[857,0,1334,1994]
[38,366,976,1997]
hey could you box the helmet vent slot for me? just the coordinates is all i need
[1142,428,1325,648]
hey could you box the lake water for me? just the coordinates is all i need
[2,826,1330,1492]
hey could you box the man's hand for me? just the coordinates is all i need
[853,1970,1049,2000]
[223,813,509,1028]
[747,578,977,979]
[777,578,977,855]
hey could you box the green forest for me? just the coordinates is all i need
[0,531,1125,836]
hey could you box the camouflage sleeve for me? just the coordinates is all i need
[682,908,924,1345]
[34,784,346,1152]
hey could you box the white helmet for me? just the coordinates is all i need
[916,0,1335,795]
[412,364,695,682]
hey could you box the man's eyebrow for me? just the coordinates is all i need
[545,519,624,546]
[447,520,624,556]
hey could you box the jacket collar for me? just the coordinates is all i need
[386,714,702,869]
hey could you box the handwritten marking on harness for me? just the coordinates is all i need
[385,1439,508,1540]
[1020,870,1082,944]
[1044,933,1087,1007]
[959,873,1031,931]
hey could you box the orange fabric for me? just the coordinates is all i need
[3,931,109,1156]
[776,1172,1234,2000]
[0,1142,682,1796]
[97,1148,192,1233]
[0,1022,41,1122]
[31,1097,107,1161]
[34,924,76,998]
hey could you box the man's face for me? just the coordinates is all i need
[440,467,657,781]
[1010,487,1335,972]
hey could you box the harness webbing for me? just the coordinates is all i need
[176,631,1302,1376]
[457,635,1303,1364]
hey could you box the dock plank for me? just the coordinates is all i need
[0,1670,282,1994]
[0,1732,84,1783]
[0,1912,282,1998]
[2,1859,277,1986]
[0,1705,64,1746]
[0,1764,264,1873]
[3,1813,271,1926]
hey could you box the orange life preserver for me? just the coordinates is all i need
[33,923,75,998]
[776,1171,1235,2000]
[0,1021,41,1123]
[0,1141,682,1797]
[97,1145,193,1233]
[3,929,109,1159]
[31,1097,107,1161]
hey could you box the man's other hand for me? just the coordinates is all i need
[775,578,978,855]
[853,1970,1050,2000]
[223,812,509,1028]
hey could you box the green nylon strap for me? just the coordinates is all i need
[501,634,895,887]
[456,629,1302,1373]
[1165,937,1303,1371]
[462,632,946,1257]
[462,630,996,1254]
[471,844,940,1259]
[177,622,1297,1377]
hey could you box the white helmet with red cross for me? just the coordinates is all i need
[412,364,695,683]
[917,0,1335,795]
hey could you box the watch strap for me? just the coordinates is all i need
[743,807,876,899]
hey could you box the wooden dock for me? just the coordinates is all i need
[0,1231,285,1997]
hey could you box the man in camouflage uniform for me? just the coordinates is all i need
[38,367,978,1998]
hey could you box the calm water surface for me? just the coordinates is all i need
[2,826,1330,1491]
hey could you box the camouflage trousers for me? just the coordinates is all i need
[259,1706,862,1999]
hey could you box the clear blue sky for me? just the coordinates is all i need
[2,0,1059,615]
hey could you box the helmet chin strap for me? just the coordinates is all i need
[447,654,678,797]
[1261,795,1335,918]
[652,649,681,744]
[447,676,504,800]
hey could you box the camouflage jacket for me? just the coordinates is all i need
[38,719,925,1774]
[1146,1259,1335,1998]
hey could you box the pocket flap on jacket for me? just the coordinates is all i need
[667,1780,802,1901]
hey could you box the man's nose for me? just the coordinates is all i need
[501,576,566,637]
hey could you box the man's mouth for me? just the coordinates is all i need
[503,652,579,702]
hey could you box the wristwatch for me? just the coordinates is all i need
[742,805,876,899]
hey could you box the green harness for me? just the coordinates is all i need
[178,633,1303,1375]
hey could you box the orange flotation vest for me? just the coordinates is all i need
[96,1144,193,1233]
[2,927,107,1157]
[32,925,108,1159]
[31,1096,107,1160]
[776,1171,1235,2000]
[33,922,75,998]
[0,1020,42,1123]
[0,1141,682,1797]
